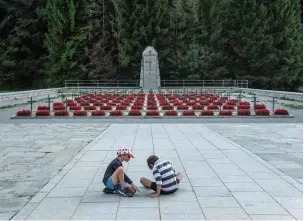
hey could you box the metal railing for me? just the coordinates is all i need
[161,80,248,88]
[64,80,140,88]
[64,79,248,89]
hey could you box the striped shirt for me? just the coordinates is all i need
[152,159,178,192]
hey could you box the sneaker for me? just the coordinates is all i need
[117,188,134,197]
[103,188,116,194]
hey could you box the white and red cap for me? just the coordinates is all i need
[117,147,135,158]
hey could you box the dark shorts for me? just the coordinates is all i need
[150,178,180,195]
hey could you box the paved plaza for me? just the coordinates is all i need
[0,123,303,220]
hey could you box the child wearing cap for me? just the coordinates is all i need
[140,155,183,198]
[102,147,139,197]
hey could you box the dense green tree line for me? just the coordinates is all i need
[0,0,302,91]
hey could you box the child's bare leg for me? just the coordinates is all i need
[140,177,153,188]
[176,172,183,182]
[111,166,128,188]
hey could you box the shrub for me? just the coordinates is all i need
[110,110,124,116]
[238,105,250,109]
[53,105,65,111]
[93,102,102,106]
[146,110,160,116]
[274,109,289,115]
[128,110,142,116]
[182,110,196,116]
[147,105,158,110]
[36,110,50,116]
[84,106,97,110]
[161,105,174,110]
[73,110,88,116]
[237,109,250,116]
[239,101,250,106]
[226,99,237,105]
[80,102,90,106]
[164,110,178,116]
[192,104,203,110]
[207,105,219,109]
[213,101,223,105]
[16,110,31,116]
[91,110,106,116]
[200,110,214,116]
[255,104,266,109]
[54,110,69,116]
[69,106,81,110]
[116,105,127,110]
[67,102,78,107]
[147,100,157,105]
[176,104,188,110]
[100,105,112,110]
[131,105,142,110]
[219,110,233,116]
[201,101,210,105]
[223,105,235,110]
[255,109,270,115]
[37,106,49,110]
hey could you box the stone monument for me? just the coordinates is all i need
[139,46,161,90]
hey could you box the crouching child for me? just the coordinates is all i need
[140,155,183,198]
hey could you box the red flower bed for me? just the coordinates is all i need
[93,102,102,106]
[53,102,64,106]
[255,109,270,115]
[226,99,237,105]
[192,104,203,110]
[161,105,174,110]
[164,110,178,116]
[37,106,49,110]
[16,110,31,116]
[116,105,127,110]
[237,109,250,116]
[274,109,289,115]
[207,105,219,109]
[219,110,233,116]
[239,101,250,106]
[238,105,250,109]
[176,104,189,110]
[53,105,65,110]
[200,110,214,116]
[84,106,97,110]
[213,101,223,105]
[147,105,158,110]
[147,100,157,105]
[146,110,160,116]
[128,110,142,116]
[91,110,106,116]
[223,105,235,110]
[67,102,77,107]
[110,110,124,116]
[182,110,196,116]
[255,104,266,109]
[54,110,69,116]
[36,110,50,116]
[201,101,210,105]
[69,106,81,110]
[100,105,112,110]
[73,110,88,116]
[131,105,142,110]
[80,102,90,106]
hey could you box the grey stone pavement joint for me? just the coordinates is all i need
[6,123,302,221]
[0,123,109,220]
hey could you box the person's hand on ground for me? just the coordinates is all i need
[150,192,160,198]
[131,183,140,192]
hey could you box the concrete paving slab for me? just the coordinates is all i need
[6,123,303,220]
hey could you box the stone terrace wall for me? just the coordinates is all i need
[0,88,59,107]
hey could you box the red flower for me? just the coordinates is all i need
[116,105,127,110]
[274,109,289,115]
[207,105,219,110]
[238,105,250,109]
[255,104,266,109]
[54,110,69,116]
[219,110,233,116]
[110,110,124,116]
[100,105,112,110]
[164,110,178,116]
[146,110,160,116]
[53,105,65,110]
[200,110,214,116]
[237,109,250,115]
[255,109,270,115]
[37,106,49,110]
[36,110,50,116]
[84,106,97,110]
[69,106,81,110]
[147,105,158,110]
[16,109,32,116]
[223,105,235,110]
[53,102,64,106]
[176,105,189,110]
[182,110,196,116]
[73,110,88,116]
[91,110,106,116]
[128,110,142,116]
[161,105,174,110]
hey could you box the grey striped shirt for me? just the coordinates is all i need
[152,159,178,192]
